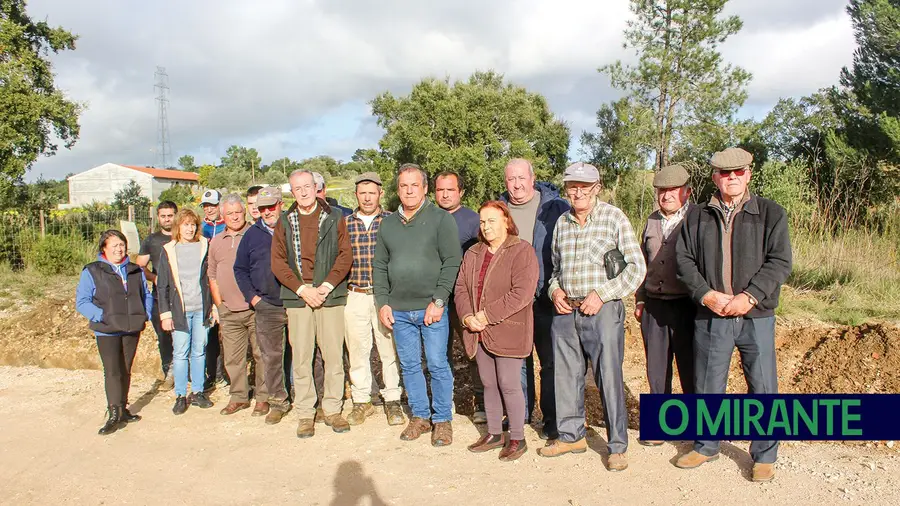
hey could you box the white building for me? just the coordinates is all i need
[61,163,199,208]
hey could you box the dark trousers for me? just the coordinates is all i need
[254,300,289,408]
[553,300,628,454]
[96,334,140,407]
[523,301,555,430]
[204,323,224,388]
[640,297,695,394]
[150,299,173,376]
[694,316,779,463]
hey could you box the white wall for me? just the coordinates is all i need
[67,163,154,206]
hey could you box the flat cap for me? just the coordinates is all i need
[710,147,753,170]
[562,162,600,183]
[354,171,383,186]
[653,164,690,189]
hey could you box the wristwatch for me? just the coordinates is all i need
[742,291,758,306]
[433,298,445,308]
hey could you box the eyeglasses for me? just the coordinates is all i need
[715,168,748,177]
[565,184,596,196]
[258,204,278,212]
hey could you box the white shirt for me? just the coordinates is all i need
[660,203,689,239]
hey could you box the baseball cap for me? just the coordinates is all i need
[562,162,600,183]
[354,171,383,186]
[200,189,221,206]
[256,186,283,207]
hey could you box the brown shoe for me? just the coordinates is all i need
[607,452,628,472]
[265,405,291,425]
[431,422,453,447]
[252,401,270,417]
[324,413,351,433]
[346,403,375,426]
[468,433,504,453]
[400,417,432,441]
[537,438,588,458]
[752,463,775,482]
[219,402,251,415]
[315,407,325,424]
[675,450,719,469]
[384,401,405,426]
[499,439,527,461]
[296,418,315,439]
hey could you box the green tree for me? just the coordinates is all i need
[371,70,570,206]
[197,163,216,187]
[177,155,196,172]
[112,180,150,210]
[220,145,262,183]
[157,184,194,205]
[0,0,82,184]
[599,0,752,170]
[263,157,302,177]
[581,97,654,182]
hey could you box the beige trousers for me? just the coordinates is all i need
[287,305,345,418]
[344,291,402,403]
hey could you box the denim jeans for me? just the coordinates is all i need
[172,310,210,397]
[392,309,453,423]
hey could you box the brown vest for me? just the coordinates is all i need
[640,208,690,300]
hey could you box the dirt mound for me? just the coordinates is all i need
[791,323,900,394]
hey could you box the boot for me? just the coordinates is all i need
[121,406,142,423]
[98,406,125,435]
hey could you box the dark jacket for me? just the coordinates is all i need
[76,255,152,337]
[500,181,570,302]
[156,237,214,331]
[636,205,694,302]
[271,199,352,308]
[234,220,283,307]
[676,193,792,318]
[454,236,539,359]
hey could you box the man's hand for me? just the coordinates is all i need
[250,295,262,308]
[464,314,486,332]
[634,302,644,321]
[580,291,603,316]
[211,305,220,325]
[551,288,572,315]
[316,284,333,298]
[424,302,444,326]
[161,318,175,332]
[379,305,395,330]
[722,292,754,317]
[702,291,733,317]
[298,285,324,308]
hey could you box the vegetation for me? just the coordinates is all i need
[111,180,150,210]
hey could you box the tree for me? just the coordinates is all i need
[581,97,654,182]
[599,0,751,170]
[0,0,82,184]
[220,145,262,183]
[112,180,150,210]
[371,70,570,206]
[197,163,216,187]
[263,157,302,177]
[158,184,194,206]
[177,155,196,172]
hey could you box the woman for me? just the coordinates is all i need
[156,208,214,414]
[76,229,152,435]
[455,201,539,461]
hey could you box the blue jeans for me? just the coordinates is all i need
[392,309,453,423]
[172,310,210,397]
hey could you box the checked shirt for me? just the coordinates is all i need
[346,210,391,288]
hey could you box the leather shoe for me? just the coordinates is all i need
[296,418,315,438]
[675,450,719,469]
[499,439,527,461]
[431,422,453,447]
[121,407,141,423]
[468,433,504,453]
[324,413,351,433]
[220,402,251,415]
[252,401,270,417]
[172,396,188,415]
[265,405,291,425]
[607,452,628,471]
[752,463,776,482]
[537,438,587,458]
[400,417,432,441]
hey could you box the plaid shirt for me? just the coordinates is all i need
[548,199,646,302]
[346,209,390,288]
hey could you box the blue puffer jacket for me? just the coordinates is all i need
[500,181,570,302]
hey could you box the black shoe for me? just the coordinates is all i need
[121,407,142,423]
[539,424,559,441]
[98,406,125,435]
[173,396,188,415]
[190,392,213,409]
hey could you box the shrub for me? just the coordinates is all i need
[158,184,195,206]
[25,234,93,276]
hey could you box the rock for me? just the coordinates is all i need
[887,441,895,448]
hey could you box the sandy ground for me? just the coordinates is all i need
[1,366,898,506]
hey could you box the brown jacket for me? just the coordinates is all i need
[454,236,539,359]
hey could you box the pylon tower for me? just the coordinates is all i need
[154,66,171,168]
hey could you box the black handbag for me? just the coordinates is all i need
[604,248,627,279]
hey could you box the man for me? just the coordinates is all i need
[201,189,226,239]
[208,194,268,416]
[137,200,177,390]
[344,172,405,427]
[313,171,352,217]
[634,164,696,446]
[674,147,792,482]
[374,163,460,446]
[499,158,570,440]
[234,186,289,424]
[272,170,353,438]
[539,162,646,473]
[433,170,483,422]
[247,185,263,222]
[200,188,226,390]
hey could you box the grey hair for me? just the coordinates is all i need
[312,171,326,191]
[397,163,428,185]
[288,169,313,182]
[221,193,244,208]
[505,158,534,176]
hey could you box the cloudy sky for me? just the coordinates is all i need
[26,0,855,181]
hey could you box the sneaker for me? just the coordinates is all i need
[190,392,213,409]
[172,396,188,415]
[384,401,405,426]
[346,403,375,426]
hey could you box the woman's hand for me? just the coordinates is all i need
[464,315,486,332]
[161,318,175,332]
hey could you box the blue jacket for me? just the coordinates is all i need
[76,254,153,336]
[500,181,570,302]
[202,219,226,240]
[234,219,283,307]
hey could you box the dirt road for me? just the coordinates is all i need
[1,366,897,506]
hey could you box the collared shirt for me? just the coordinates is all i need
[398,199,425,224]
[260,219,275,235]
[659,202,690,239]
[208,224,250,311]
[346,209,390,288]
[548,199,646,302]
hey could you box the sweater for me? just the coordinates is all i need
[156,237,213,331]
[234,220,283,307]
[373,199,461,311]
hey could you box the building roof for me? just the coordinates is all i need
[121,165,199,181]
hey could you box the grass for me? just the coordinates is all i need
[0,264,79,315]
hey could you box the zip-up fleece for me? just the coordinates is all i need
[75,254,152,337]
[156,237,213,331]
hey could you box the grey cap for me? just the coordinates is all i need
[710,147,753,171]
[312,172,326,191]
[354,171,382,186]
[562,162,600,183]
[200,189,221,205]
[653,164,690,189]
[256,186,283,207]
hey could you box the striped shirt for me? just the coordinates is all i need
[346,209,390,288]
[548,199,646,302]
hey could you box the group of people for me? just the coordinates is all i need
[75,147,791,481]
